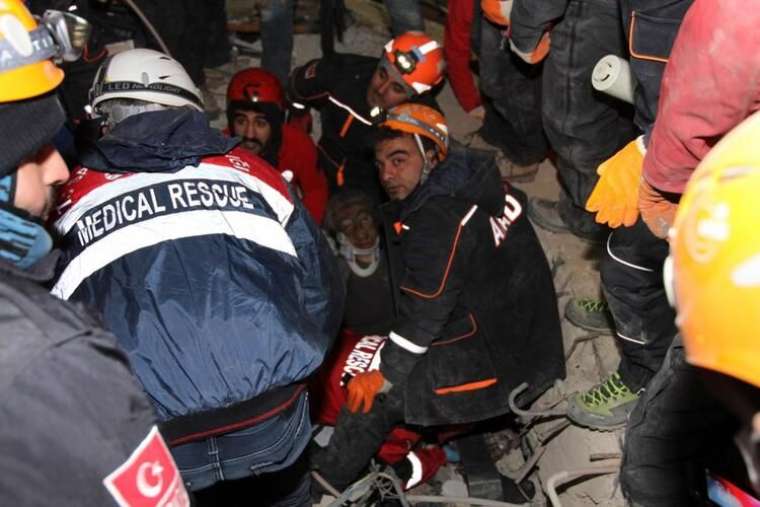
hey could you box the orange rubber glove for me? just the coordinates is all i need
[638,178,678,239]
[346,370,389,414]
[510,31,551,64]
[585,136,646,228]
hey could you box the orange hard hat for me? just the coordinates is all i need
[382,31,445,95]
[0,0,64,102]
[481,0,513,26]
[668,110,760,388]
[382,103,449,160]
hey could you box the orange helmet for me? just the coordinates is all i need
[226,68,285,110]
[481,0,513,27]
[382,31,445,95]
[668,110,760,388]
[0,0,64,102]
[382,103,449,160]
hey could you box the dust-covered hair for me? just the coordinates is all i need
[323,188,379,234]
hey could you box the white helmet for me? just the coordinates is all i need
[89,48,203,112]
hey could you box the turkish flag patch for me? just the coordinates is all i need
[103,426,190,507]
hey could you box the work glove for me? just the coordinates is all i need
[346,370,390,414]
[585,136,646,228]
[638,178,678,239]
[509,31,551,64]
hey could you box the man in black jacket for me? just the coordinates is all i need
[0,3,186,506]
[313,103,565,488]
[289,31,444,203]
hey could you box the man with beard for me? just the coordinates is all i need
[227,67,328,223]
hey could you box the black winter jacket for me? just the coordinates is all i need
[0,253,160,506]
[289,53,438,203]
[380,146,566,426]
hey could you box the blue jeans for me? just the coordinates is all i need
[261,0,295,86]
[383,0,424,35]
[172,391,311,502]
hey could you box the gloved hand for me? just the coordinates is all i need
[638,178,678,239]
[585,136,646,228]
[509,31,551,64]
[346,370,390,414]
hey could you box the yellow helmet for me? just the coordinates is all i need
[0,0,64,102]
[668,110,760,388]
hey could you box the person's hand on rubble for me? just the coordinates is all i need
[638,179,678,239]
[346,370,390,413]
[586,136,646,228]
[509,31,551,64]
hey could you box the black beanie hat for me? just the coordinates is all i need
[0,93,66,178]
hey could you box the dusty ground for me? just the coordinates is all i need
[212,2,628,504]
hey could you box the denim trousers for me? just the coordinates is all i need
[172,391,311,506]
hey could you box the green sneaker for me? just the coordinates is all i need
[567,372,640,430]
[565,297,615,333]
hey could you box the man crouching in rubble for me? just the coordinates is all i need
[312,103,566,489]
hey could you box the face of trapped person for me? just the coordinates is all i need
[375,134,437,201]
[231,109,272,156]
[15,145,69,220]
[366,65,410,112]
[335,203,378,252]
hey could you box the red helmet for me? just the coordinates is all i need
[226,68,285,110]
[382,31,445,95]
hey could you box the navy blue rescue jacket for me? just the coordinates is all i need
[51,109,344,444]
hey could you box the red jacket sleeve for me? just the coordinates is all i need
[643,0,760,194]
[279,124,328,224]
[444,0,482,113]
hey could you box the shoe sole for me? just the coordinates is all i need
[564,311,614,334]
[566,400,632,431]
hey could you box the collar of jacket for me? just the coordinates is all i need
[393,143,506,221]
[0,249,61,284]
[81,108,240,174]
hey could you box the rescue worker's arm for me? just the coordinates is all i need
[295,135,329,224]
[288,58,335,107]
[640,0,760,237]
[642,0,760,196]
[444,0,482,114]
[380,205,471,385]
[509,0,565,63]
[285,197,346,350]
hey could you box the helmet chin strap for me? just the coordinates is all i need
[338,234,381,278]
[414,133,433,185]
